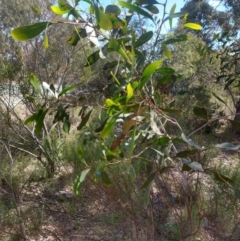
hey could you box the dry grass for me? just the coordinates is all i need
[0,98,240,241]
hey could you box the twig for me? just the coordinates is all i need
[188,112,238,137]
[9,144,38,158]
[0,140,27,240]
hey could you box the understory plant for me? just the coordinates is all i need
[7,0,240,239]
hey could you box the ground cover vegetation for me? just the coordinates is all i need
[1,0,240,240]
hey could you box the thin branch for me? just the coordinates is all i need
[9,144,38,158]
[188,112,238,137]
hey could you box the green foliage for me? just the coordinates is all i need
[184,22,202,30]
[100,113,119,139]
[181,133,201,150]
[74,168,91,195]
[140,171,157,189]
[193,106,208,120]
[216,142,240,151]
[77,109,93,130]
[11,22,52,41]
[119,1,154,21]
[105,5,121,16]
[30,73,41,95]
[169,3,176,30]
[51,5,70,15]
[5,0,240,239]
[134,31,153,48]
[95,6,113,30]
[139,59,163,89]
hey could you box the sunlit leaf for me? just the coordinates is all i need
[156,67,175,74]
[44,33,49,49]
[105,98,115,107]
[95,6,113,30]
[139,59,163,90]
[11,22,51,41]
[30,73,42,95]
[107,13,125,29]
[51,5,69,14]
[184,23,202,30]
[132,81,139,89]
[170,4,176,14]
[162,43,172,59]
[126,83,133,102]
[88,3,94,14]
[100,113,119,138]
